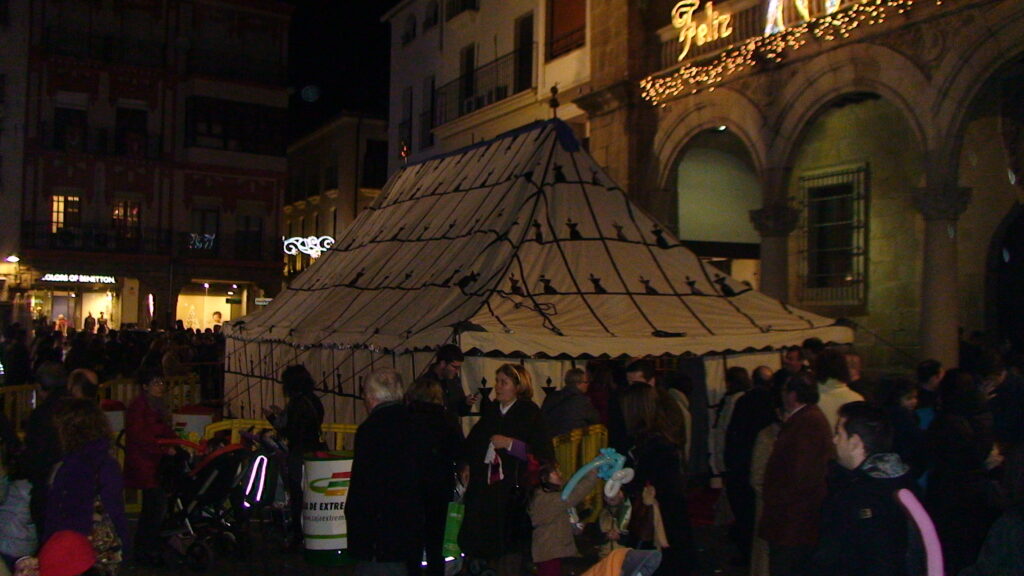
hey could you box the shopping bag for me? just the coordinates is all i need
[442,501,465,557]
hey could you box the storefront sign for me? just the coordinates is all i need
[254,297,273,306]
[41,273,116,284]
[673,0,733,61]
[283,235,335,259]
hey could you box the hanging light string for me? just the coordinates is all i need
[641,0,944,104]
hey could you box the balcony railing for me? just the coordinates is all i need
[38,123,162,159]
[187,46,287,85]
[658,0,764,69]
[43,26,166,68]
[435,44,535,126]
[22,222,172,254]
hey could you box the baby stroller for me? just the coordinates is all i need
[157,437,249,571]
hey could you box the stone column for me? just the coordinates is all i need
[750,203,801,302]
[913,185,971,366]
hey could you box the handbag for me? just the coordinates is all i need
[89,494,123,575]
[442,501,465,557]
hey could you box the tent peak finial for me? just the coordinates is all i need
[549,85,560,119]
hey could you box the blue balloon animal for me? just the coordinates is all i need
[561,447,635,501]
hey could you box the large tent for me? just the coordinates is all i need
[224,120,852,426]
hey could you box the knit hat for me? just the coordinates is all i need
[39,531,96,576]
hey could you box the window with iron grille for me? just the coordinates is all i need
[798,164,868,308]
[112,200,141,240]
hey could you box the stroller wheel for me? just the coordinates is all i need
[186,541,214,572]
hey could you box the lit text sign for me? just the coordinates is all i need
[765,0,843,35]
[673,0,733,61]
[283,236,335,259]
[41,273,116,284]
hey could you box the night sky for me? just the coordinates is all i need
[287,0,403,138]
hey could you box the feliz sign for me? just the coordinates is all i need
[673,0,734,61]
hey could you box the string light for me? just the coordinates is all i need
[641,0,944,104]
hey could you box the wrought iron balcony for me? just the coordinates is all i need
[187,46,287,86]
[22,222,172,255]
[43,26,166,68]
[434,44,535,126]
[37,122,162,159]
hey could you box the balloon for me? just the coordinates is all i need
[561,447,634,501]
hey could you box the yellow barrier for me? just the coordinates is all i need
[98,373,201,409]
[202,418,359,452]
[552,424,609,521]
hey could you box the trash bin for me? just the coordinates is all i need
[303,451,354,566]
[101,399,126,434]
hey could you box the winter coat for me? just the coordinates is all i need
[24,390,67,489]
[407,400,464,502]
[959,506,1024,576]
[459,399,554,559]
[44,437,129,546]
[529,471,598,563]
[270,391,325,459]
[817,378,864,432]
[124,393,175,490]
[724,386,775,477]
[0,478,37,558]
[624,434,695,575]
[541,385,600,437]
[760,403,834,547]
[346,402,424,563]
[801,453,914,576]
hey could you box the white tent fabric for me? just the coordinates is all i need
[224,120,851,423]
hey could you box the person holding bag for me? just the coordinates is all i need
[44,399,128,575]
[617,384,695,576]
[460,363,554,576]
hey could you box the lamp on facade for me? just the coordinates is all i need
[5,255,19,263]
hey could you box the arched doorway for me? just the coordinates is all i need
[673,127,762,286]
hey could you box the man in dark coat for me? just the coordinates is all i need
[346,369,424,575]
[760,372,834,576]
[541,367,599,437]
[24,361,68,534]
[801,401,914,576]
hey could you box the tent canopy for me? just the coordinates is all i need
[228,120,851,359]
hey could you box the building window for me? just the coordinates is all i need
[401,14,417,45]
[236,214,263,260]
[799,164,868,308]
[424,1,439,29]
[362,140,389,189]
[445,0,478,21]
[185,97,287,156]
[54,107,88,152]
[112,200,142,247]
[399,87,413,154]
[189,208,220,255]
[51,194,82,233]
[330,207,338,237]
[420,75,435,149]
[547,0,586,60]
[116,108,149,157]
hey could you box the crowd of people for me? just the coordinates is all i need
[3,323,1024,576]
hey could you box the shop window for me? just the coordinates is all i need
[547,0,586,60]
[799,165,868,308]
[51,194,82,233]
[112,200,141,248]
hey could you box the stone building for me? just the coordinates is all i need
[385,0,1024,371]
[0,0,291,332]
[284,113,388,279]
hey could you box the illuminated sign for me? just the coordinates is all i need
[188,233,217,250]
[41,273,117,284]
[673,0,733,61]
[283,236,335,259]
[766,0,843,35]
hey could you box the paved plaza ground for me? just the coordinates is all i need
[119,487,747,576]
